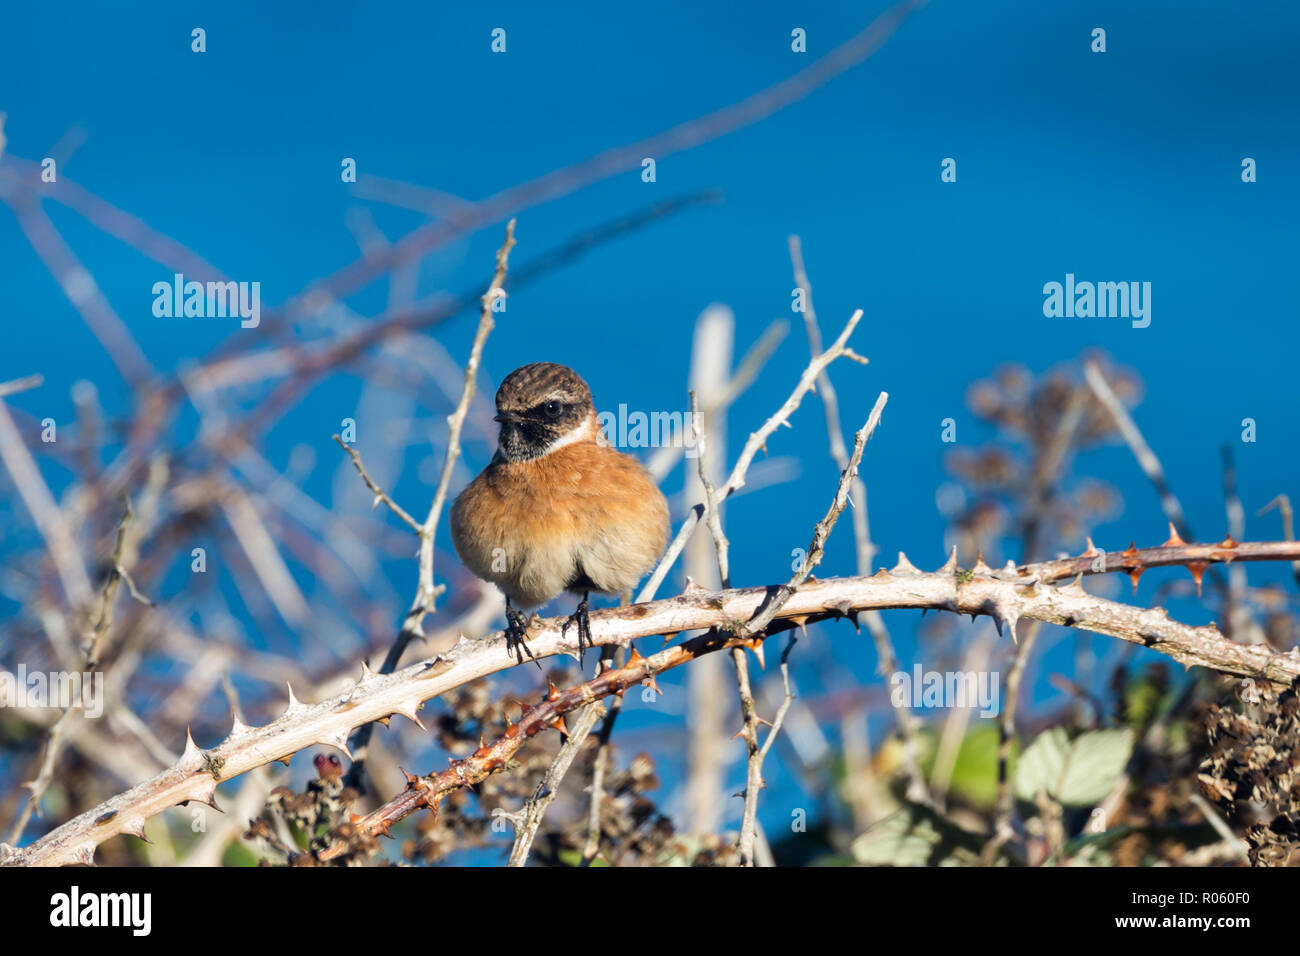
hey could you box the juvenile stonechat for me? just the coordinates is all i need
[449,362,670,659]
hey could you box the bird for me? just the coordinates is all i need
[450,362,670,661]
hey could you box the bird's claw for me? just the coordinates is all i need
[505,604,541,669]
[561,593,592,661]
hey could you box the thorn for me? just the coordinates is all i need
[661,632,679,647]
[376,715,391,727]
[1127,567,1144,594]
[1120,541,1140,561]
[892,552,920,574]
[197,782,221,812]
[1082,537,1100,557]
[788,615,810,640]
[973,552,991,574]
[284,683,307,716]
[546,681,561,702]
[360,661,376,682]
[642,672,662,696]
[845,610,860,634]
[124,818,150,843]
[748,640,766,670]
[1188,562,1208,597]
[228,717,252,739]
[1003,607,1020,644]
[1162,523,1186,548]
[1214,535,1240,563]
[322,731,354,759]
[550,715,570,735]
[1062,575,1087,597]
[627,645,646,667]
[939,547,958,574]
[181,727,202,767]
[398,707,426,731]
[504,716,519,738]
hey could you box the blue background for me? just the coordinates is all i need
[2,1,1297,858]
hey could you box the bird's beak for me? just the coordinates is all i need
[494,411,523,424]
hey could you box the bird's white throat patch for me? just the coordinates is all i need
[541,413,603,456]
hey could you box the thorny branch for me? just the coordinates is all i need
[8,527,1297,866]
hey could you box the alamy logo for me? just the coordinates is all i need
[0,666,103,718]
[890,665,1000,717]
[1042,273,1150,328]
[152,273,261,328]
[49,886,151,936]
[597,405,702,457]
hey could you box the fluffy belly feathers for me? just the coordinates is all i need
[449,442,669,609]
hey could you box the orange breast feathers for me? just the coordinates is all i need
[449,441,670,610]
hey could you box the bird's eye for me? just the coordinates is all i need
[543,400,563,419]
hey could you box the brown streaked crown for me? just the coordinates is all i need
[494,363,595,462]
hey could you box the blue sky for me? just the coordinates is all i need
[2,1,1298,855]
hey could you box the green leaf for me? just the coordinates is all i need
[850,803,983,866]
[1013,727,1135,807]
[937,723,1007,811]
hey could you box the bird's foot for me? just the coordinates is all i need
[505,604,542,669]
[561,593,592,660]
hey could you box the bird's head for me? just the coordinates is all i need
[493,362,597,462]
